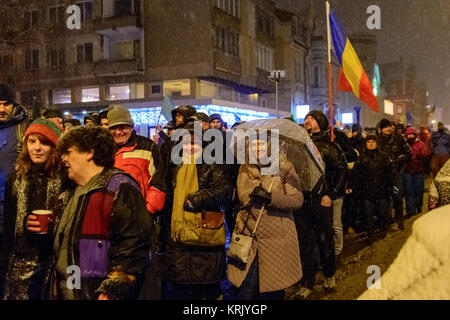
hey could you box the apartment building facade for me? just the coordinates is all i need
[0,0,318,133]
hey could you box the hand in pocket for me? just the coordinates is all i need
[321,195,332,208]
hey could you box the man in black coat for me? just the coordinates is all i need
[294,110,348,298]
[377,119,412,230]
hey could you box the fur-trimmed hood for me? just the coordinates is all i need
[0,104,28,130]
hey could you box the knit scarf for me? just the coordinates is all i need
[13,172,62,238]
[170,153,202,243]
[5,169,62,300]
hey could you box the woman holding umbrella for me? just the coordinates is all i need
[227,130,304,300]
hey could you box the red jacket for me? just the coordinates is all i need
[404,128,427,174]
[114,132,166,214]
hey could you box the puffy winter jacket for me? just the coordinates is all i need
[431,130,450,157]
[358,205,450,300]
[309,131,348,200]
[404,141,427,174]
[114,131,166,214]
[351,149,393,200]
[377,133,412,172]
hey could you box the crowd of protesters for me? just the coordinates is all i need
[1,82,449,300]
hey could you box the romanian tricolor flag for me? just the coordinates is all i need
[327,4,379,112]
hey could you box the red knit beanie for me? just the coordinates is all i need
[25,118,61,146]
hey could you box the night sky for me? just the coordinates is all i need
[279,0,450,124]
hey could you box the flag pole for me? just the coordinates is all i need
[326,1,335,142]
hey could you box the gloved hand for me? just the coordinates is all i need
[250,186,272,204]
[183,199,196,212]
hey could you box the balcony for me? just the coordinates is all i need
[94,14,141,37]
[255,68,273,92]
[212,7,241,33]
[214,52,241,76]
[94,58,143,76]
[15,63,96,83]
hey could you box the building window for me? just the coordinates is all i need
[77,43,93,63]
[384,100,394,115]
[114,0,140,16]
[342,113,353,124]
[24,10,39,30]
[214,0,240,18]
[0,54,13,69]
[313,65,320,88]
[76,1,93,22]
[134,83,145,99]
[48,5,65,25]
[292,16,299,36]
[296,57,304,82]
[163,79,191,97]
[82,87,100,102]
[296,105,310,121]
[21,90,41,106]
[114,40,141,60]
[48,49,65,67]
[25,50,40,70]
[214,27,239,56]
[52,89,72,104]
[152,85,161,94]
[256,9,274,37]
[109,85,130,101]
[257,44,274,72]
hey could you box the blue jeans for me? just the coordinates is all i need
[403,173,425,215]
[235,255,284,300]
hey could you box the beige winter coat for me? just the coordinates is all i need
[227,160,304,293]
[358,204,450,300]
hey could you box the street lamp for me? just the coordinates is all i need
[268,70,286,118]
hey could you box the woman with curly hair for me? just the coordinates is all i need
[2,118,64,300]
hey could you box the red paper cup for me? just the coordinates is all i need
[32,210,53,234]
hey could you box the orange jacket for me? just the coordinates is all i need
[114,132,166,214]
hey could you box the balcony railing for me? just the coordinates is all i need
[214,52,241,76]
[94,58,143,76]
[94,13,141,32]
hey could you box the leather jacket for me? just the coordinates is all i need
[310,131,348,200]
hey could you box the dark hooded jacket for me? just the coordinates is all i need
[171,105,197,129]
[351,148,394,200]
[0,104,28,237]
[333,128,358,163]
[309,131,348,200]
[377,133,412,172]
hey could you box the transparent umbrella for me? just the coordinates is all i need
[230,118,325,192]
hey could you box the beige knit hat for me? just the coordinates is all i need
[107,105,135,128]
